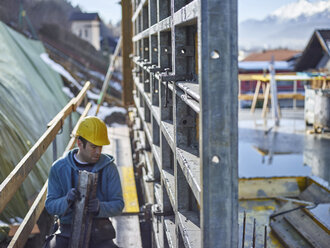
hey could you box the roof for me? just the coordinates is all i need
[69,12,100,22]
[243,49,301,62]
[295,29,330,71]
[239,61,294,72]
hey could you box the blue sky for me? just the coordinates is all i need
[69,0,300,24]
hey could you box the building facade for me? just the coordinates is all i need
[70,12,101,50]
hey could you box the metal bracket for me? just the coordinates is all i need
[149,65,162,94]
[144,174,156,183]
[143,59,153,68]
[159,71,193,82]
[148,65,162,73]
[151,204,174,233]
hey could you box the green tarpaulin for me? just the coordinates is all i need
[0,21,76,224]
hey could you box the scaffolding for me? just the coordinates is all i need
[128,0,238,247]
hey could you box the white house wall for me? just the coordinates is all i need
[71,20,100,50]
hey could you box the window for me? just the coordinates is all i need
[85,29,88,38]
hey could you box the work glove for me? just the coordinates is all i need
[87,198,100,215]
[66,188,80,205]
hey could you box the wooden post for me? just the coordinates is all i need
[122,0,134,107]
[250,80,261,113]
[69,171,98,248]
[262,83,271,118]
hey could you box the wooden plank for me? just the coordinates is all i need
[8,182,48,248]
[299,183,330,203]
[69,171,98,248]
[284,209,330,248]
[73,81,91,110]
[262,83,271,118]
[239,178,301,200]
[0,119,63,214]
[8,224,40,237]
[121,0,134,107]
[275,196,313,206]
[270,219,312,248]
[239,93,305,101]
[47,98,75,127]
[95,38,122,115]
[48,81,90,127]
[305,203,330,233]
[250,80,261,113]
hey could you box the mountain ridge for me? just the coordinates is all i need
[239,0,330,50]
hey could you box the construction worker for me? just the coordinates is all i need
[44,116,124,248]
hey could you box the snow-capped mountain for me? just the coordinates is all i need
[239,0,330,50]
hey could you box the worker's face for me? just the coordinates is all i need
[77,140,102,164]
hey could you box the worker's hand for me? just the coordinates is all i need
[66,188,80,205]
[87,198,100,215]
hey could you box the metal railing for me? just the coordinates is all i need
[129,0,238,247]
[0,82,91,248]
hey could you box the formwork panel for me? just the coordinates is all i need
[131,0,238,247]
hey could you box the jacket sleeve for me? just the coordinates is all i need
[45,164,70,215]
[98,164,124,217]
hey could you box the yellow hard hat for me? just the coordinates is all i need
[76,116,110,146]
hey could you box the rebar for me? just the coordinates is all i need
[264,225,267,248]
[242,211,246,248]
[252,218,256,248]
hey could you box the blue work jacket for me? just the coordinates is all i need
[45,148,124,224]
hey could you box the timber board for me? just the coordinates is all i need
[284,209,330,248]
[299,183,330,203]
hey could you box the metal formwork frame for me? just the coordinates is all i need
[130,0,238,247]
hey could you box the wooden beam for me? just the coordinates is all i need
[48,81,91,127]
[239,93,305,101]
[262,83,271,118]
[95,38,122,115]
[47,98,75,127]
[0,118,63,214]
[69,171,98,248]
[250,80,261,113]
[73,81,91,110]
[8,182,48,248]
[2,83,92,247]
[122,0,134,107]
